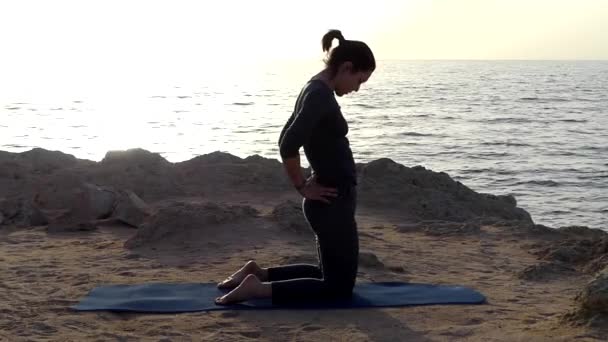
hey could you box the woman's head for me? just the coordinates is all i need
[322,29,375,96]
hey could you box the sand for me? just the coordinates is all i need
[0,148,606,341]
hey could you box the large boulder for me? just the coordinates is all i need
[356,158,533,223]
[565,266,608,327]
[17,148,79,174]
[112,190,152,227]
[91,148,183,201]
[124,201,259,248]
[577,267,608,314]
[0,198,48,227]
[174,152,294,196]
[535,237,608,267]
[32,182,117,219]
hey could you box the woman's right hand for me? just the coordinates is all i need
[299,175,338,204]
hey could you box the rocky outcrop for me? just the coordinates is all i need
[517,262,577,281]
[112,190,152,227]
[534,236,608,269]
[270,200,309,234]
[92,148,183,201]
[577,266,608,314]
[124,201,259,249]
[520,227,607,282]
[564,266,608,327]
[357,158,533,223]
[0,198,48,227]
[395,220,481,236]
[359,251,385,269]
[174,152,296,195]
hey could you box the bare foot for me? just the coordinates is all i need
[215,274,271,305]
[217,260,266,289]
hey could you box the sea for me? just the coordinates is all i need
[1,60,606,230]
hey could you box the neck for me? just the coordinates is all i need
[313,68,336,90]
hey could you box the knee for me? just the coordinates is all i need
[326,279,355,298]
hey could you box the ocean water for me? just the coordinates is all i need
[1,60,606,230]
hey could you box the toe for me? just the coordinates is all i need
[217,278,232,288]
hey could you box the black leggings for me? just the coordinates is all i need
[267,184,358,305]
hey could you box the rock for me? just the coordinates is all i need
[101,148,171,167]
[82,183,116,219]
[541,242,594,264]
[0,198,48,227]
[270,200,309,234]
[174,152,293,195]
[584,255,608,274]
[496,194,517,206]
[356,158,533,223]
[21,201,48,226]
[95,148,182,201]
[47,221,97,233]
[395,220,480,236]
[18,148,78,174]
[112,190,152,227]
[387,265,407,273]
[424,220,481,236]
[558,226,608,239]
[124,201,259,248]
[31,180,116,219]
[0,197,20,220]
[359,251,384,268]
[517,261,577,281]
[576,266,608,314]
[536,237,608,266]
[30,182,116,228]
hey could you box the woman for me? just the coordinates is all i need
[215,29,375,305]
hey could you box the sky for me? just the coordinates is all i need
[0,0,606,88]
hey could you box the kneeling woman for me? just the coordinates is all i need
[216,29,375,305]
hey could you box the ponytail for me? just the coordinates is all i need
[322,29,346,52]
[320,29,376,77]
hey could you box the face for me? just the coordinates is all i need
[334,62,373,97]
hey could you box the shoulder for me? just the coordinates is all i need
[300,80,337,107]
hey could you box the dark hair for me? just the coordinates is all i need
[321,29,376,77]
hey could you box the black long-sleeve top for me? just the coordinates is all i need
[278,79,357,187]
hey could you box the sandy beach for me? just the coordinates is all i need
[1,147,606,341]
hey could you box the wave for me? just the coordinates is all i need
[353,103,379,109]
[519,97,570,102]
[581,146,608,151]
[232,102,254,106]
[481,142,532,147]
[558,119,588,123]
[399,131,435,137]
[460,168,516,175]
[2,144,30,148]
[567,129,593,135]
[482,117,536,124]
[514,180,561,187]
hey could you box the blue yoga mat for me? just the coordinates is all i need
[72,282,485,312]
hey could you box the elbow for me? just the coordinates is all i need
[279,143,299,160]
